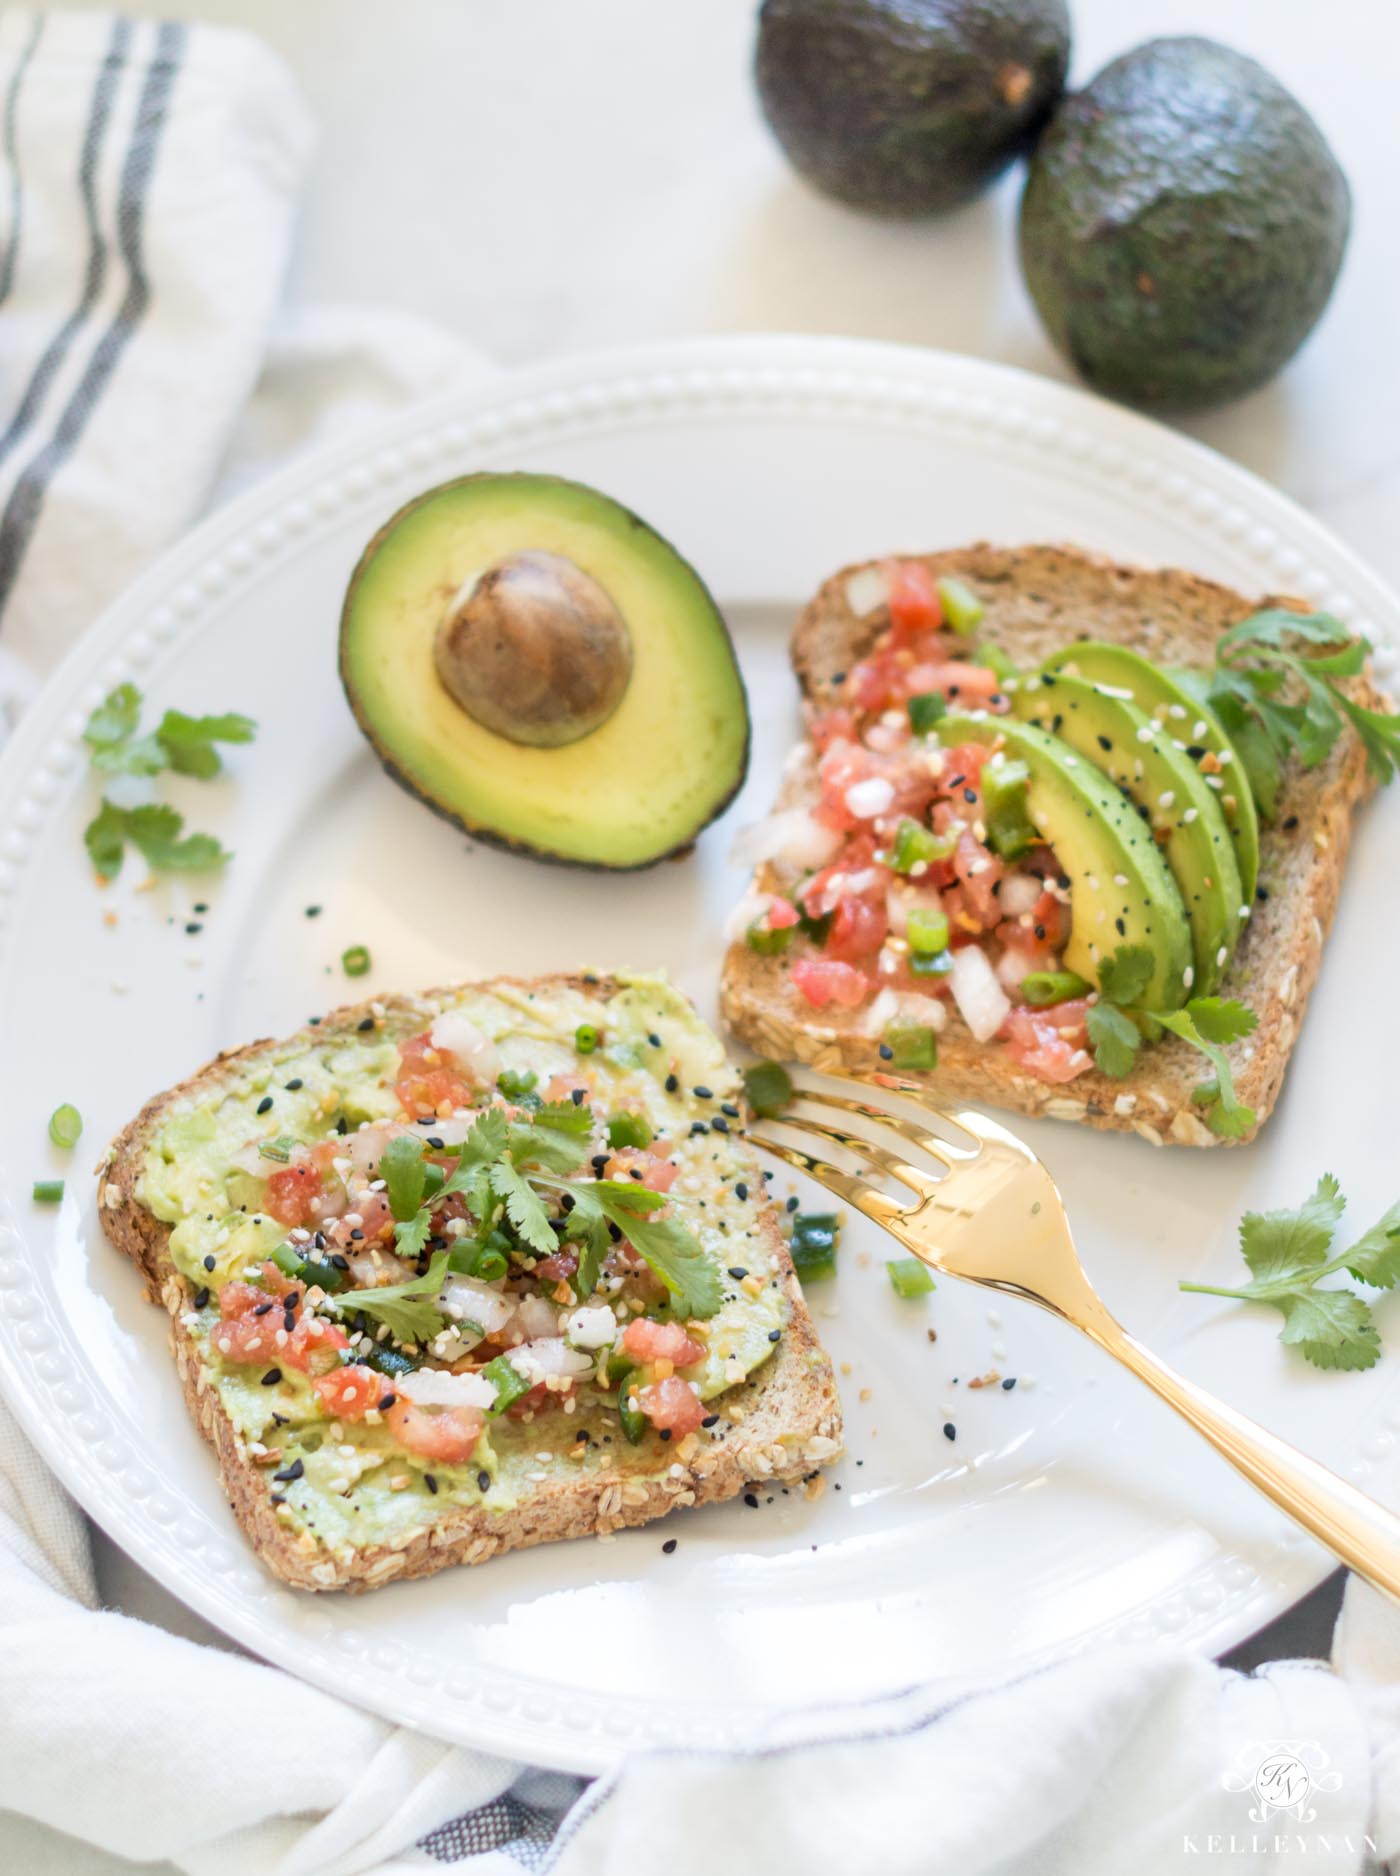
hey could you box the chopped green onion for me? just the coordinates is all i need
[937,576,985,636]
[270,1242,303,1278]
[906,908,950,956]
[341,944,371,977]
[47,1104,82,1149]
[789,1211,840,1281]
[887,1256,935,1298]
[480,1354,533,1416]
[746,918,794,956]
[575,1023,600,1054]
[32,1180,64,1204]
[364,1344,417,1379]
[298,1255,349,1294]
[891,817,957,875]
[618,1391,648,1444]
[883,1024,938,1071]
[743,1060,793,1117]
[257,1134,297,1163]
[909,949,954,978]
[497,1068,538,1099]
[1021,970,1091,1007]
[975,642,1018,684]
[607,1112,654,1151]
[907,691,948,735]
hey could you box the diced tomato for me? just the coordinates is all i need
[622,1318,705,1368]
[533,1248,580,1282]
[767,897,799,930]
[1028,889,1070,951]
[952,830,1004,928]
[824,890,888,964]
[384,1398,483,1463]
[313,1363,383,1421]
[790,958,870,1008]
[883,559,943,637]
[801,831,880,918]
[636,1374,707,1437]
[809,707,858,752]
[395,1032,473,1119]
[605,1147,680,1193]
[927,661,1004,706]
[936,742,990,792]
[263,1159,325,1227]
[1002,999,1093,1085]
[219,1280,268,1321]
[329,1190,394,1247]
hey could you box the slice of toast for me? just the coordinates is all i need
[99,973,842,1591]
[721,544,1383,1147]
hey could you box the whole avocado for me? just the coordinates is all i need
[755,0,1072,217]
[1019,37,1351,412]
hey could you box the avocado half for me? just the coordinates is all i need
[339,474,751,869]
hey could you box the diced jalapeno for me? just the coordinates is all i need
[907,691,947,735]
[887,1256,936,1298]
[789,1211,839,1281]
[743,1060,793,1117]
[480,1354,533,1416]
[891,817,957,875]
[908,949,954,978]
[981,757,1038,860]
[48,1105,82,1149]
[619,1392,649,1445]
[1020,970,1091,1007]
[883,1024,938,1070]
[936,576,985,636]
[607,1112,654,1151]
[364,1344,417,1379]
[746,918,794,956]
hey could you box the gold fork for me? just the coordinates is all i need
[752,1071,1400,1602]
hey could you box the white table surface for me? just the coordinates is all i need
[8,0,1393,1867]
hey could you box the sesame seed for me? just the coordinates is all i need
[357,1016,375,1032]
[942,1422,957,1441]
[260,1368,283,1387]
[662,1538,677,1554]
[203,1254,216,1272]
[273,1458,304,1482]
[192,1287,210,1310]
[477,1469,491,1491]
[692,1085,713,1100]
[256,1096,273,1115]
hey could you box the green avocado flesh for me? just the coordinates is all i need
[1013,673,1245,996]
[940,713,1191,1009]
[339,474,751,869]
[136,977,793,1562]
[1018,36,1350,412]
[1037,642,1259,904]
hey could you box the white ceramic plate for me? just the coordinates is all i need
[2,336,1399,1773]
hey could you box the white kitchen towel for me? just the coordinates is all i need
[4,10,1400,1876]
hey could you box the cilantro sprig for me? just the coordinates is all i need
[329,1248,451,1347]
[80,683,255,878]
[1084,945,1258,1139]
[374,1099,723,1328]
[1180,1174,1400,1371]
[1204,608,1400,818]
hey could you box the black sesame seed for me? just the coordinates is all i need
[193,1286,210,1310]
[203,1254,216,1272]
[424,1473,438,1494]
[426,1136,445,1149]
[744,1492,759,1508]
[591,1153,609,1175]
[786,1196,799,1213]
[254,1300,274,1316]
[1283,815,1299,830]
[659,1427,673,1441]
[357,1016,375,1032]
[261,1368,283,1387]
[1001,1377,1017,1390]
[185,921,203,935]
[256,1096,273,1115]
[879,1043,894,1060]
[1096,735,1112,752]
[309,1016,322,1026]
[1186,744,1207,761]
[712,1117,730,1134]
[690,1120,709,1136]
[349,1229,364,1241]
[942,1421,956,1440]
[285,1078,303,1091]
[305,905,322,918]
[662,1537,677,1554]
[285,1291,300,1310]
[477,1469,491,1491]
[335,1116,348,1134]
[1256,886,1270,903]
[721,1102,740,1118]
[282,1312,297,1334]
[273,1457,304,1482]
[329,1252,349,1270]
[767,1328,781,1343]
[962,787,977,805]
[570,1088,585,1106]
[1114,917,1126,936]
[648,1033,661,1048]
[665,1074,678,1093]
[735,1183,748,1202]
[193,902,208,914]
[701,1413,719,1428]
[727,1266,749,1280]
[692,1085,713,1099]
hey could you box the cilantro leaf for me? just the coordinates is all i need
[156,708,256,778]
[392,1209,434,1261]
[83,799,130,876]
[578,1182,721,1318]
[1216,608,1356,657]
[1238,1173,1343,1287]
[1086,1001,1140,1078]
[1182,998,1258,1046]
[1276,1289,1381,1372]
[380,1133,428,1221]
[330,1249,449,1347]
[562,1188,611,1300]
[90,730,168,776]
[1156,1007,1256,1139]
[490,1158,558,1256]
[1334,690,1400,786]
[1341,1203,1400,1291]
[82,683,143,750]
[1096,945,1155,1007]
[507,1101,594,1174]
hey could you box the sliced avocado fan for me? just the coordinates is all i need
[1013,672,1245,996]
[941,713,1191,1010]
[339,473,751,869]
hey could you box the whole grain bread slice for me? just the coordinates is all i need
[98,973,843,1592]
[721,543,1383,1148]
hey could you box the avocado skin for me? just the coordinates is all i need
[1019,36,1350,412]
[756,0,1071,217]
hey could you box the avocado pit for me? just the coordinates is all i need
[433,549,633,748]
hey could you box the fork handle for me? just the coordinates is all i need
[1085,1315,1400,1602]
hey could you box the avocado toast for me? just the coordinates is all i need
[721,544,1386,1147]
[99,973,842,1591]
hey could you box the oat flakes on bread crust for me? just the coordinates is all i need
[720,544,1385,1147]
[99,973,842,1591]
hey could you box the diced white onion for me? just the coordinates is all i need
[430,1010,500,1084]
[398,1366,498,1410]
[995,948,1041,995]
[566,1304,617,1349]
[844,776,895,820]
[729,808,842,873]
[997,875,1042,918]
[844,565,887,617]
[346,1120,405,1175]
[347,1249,416,1288]
[508,1336,594,1382]
[950,946,1012,1042]
[438,1275,515,1334]
[515,1293,561,1340]
[863,987,947,1036]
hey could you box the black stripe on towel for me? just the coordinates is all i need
[0,20,187,622]
[0,11,46,307]
[0,18,132,473]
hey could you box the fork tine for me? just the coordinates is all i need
[768,1110,940,1199]
[747,1131,908,1233]
[787,1080,974,1171]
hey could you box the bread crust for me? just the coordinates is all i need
[721,543,1384,1147]
[98,974,843,1591]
